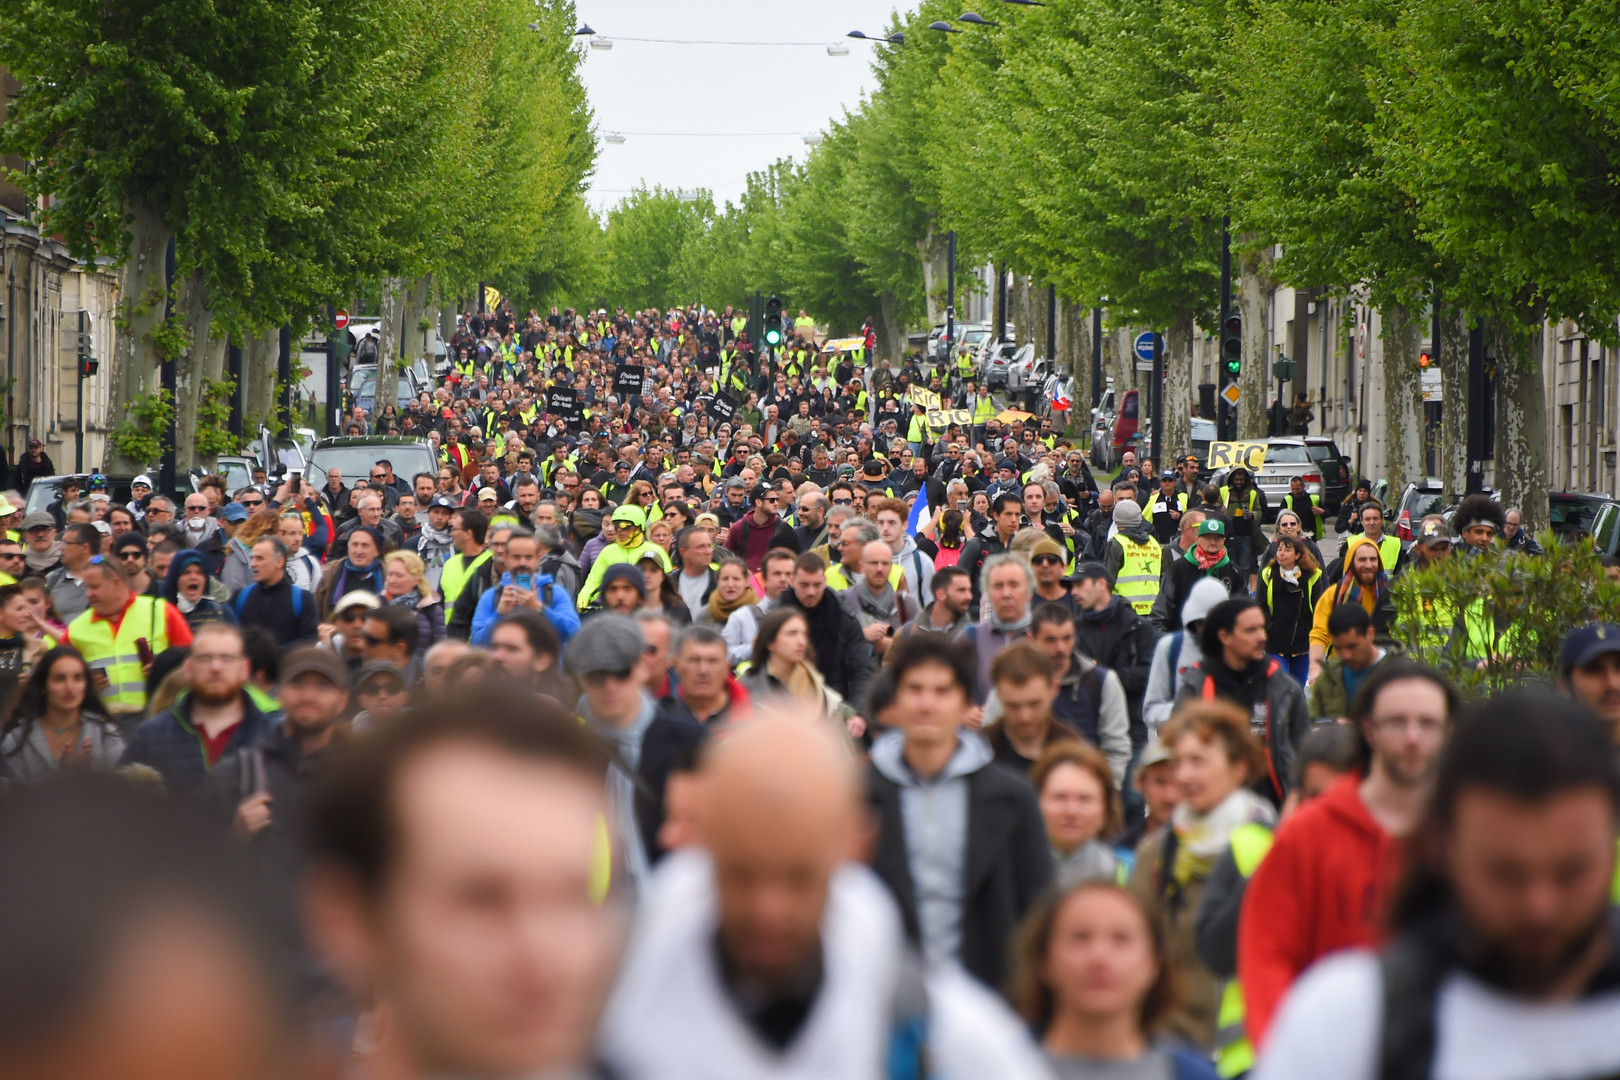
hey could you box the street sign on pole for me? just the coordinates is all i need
[1271,357,1296,381]
[1133,331,1156,363]
[334,309,350,330]
[1221,383,1242,406]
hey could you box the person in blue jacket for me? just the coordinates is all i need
[470,528,579,646]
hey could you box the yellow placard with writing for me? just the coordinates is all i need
[927,408,973,431]
[914,389,942,411]
[1206,440,1269,471]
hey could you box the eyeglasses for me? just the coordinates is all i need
[361,632,390,646]
[832,497,853,506]
[336,608,367,621]
[192,652,245,667]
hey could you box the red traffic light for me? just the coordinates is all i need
[1418,351,1432,368]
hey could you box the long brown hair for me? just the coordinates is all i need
[1265,533,1320,576]
[1006,880,1178,1034]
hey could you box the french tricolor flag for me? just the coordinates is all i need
[1050,381,1072,411]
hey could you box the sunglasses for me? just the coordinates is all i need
[832,497,853,506]
[240,500,264,509]
[117,550,145,561]
[1032,554,1065,567]
[185,504,209,512]
[337,608,367,621]
[0,551,22,560]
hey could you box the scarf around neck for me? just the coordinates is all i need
[1189,544,1230,573]
[708,584,758,625]
[990,608,1032,634]
[852,577,900,626]
[1171,786,1274,883]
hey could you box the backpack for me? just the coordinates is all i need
[233,583,304,620]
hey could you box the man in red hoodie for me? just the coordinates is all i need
[723,484,799,571]
[1235,659,1457,1050]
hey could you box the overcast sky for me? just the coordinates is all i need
[577,0,908,213]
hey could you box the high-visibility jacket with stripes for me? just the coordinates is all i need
[66,596,174,715]
[440,549,492,624]
[1215,823,1275,1078]
[1111,533,1162,615]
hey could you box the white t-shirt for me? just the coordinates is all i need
[678,568,711,620]
[1255,950,1620,1080]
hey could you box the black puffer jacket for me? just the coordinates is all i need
[1073,596,1161,747]
[782,587,874,708]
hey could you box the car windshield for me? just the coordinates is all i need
[1407,491,1443,518]
[1263,445,1311,465]
[1304,443,1338,462]
[309,443,436,486]
[1190,418,1216,439]
[1551,497,1604,535]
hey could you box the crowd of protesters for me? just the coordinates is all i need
[2,300,1620,1080]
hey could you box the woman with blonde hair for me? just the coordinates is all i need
[221,509,281,594]
[381,549,446,659]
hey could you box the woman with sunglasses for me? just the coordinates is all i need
[0,644,124,782]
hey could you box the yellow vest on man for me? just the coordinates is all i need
[67,596,173,715]
[1111,533,1162,615]
[440,549,492,624]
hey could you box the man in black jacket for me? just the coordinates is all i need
[230,537,319,646]
[956,492,1022,608]
[1154,518,1246,632]
[206,647,348,881]
[1071,564,1161,755]
[782,551,873,712]
[866,633,1052,988]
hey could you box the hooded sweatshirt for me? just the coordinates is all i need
[1142,577,1228,732]
[868,728,994,970]
[1237,772,1404,1048]
[890,533,935,608]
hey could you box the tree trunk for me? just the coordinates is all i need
[107,201,172,472]
[1381,303,1425,495]
[876,289,906,369]
[376,276,405,422]
[1438,309,1471,498]
[241,329,279,434]
[401,274,433,364]
[1162,309,1194,466]
[1237,245,1275,439]
[171,270,213,474]
[917,227,950,326]
[1493,315,1550,532]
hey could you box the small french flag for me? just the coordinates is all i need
[907,484,930,537]
[1050,380,1072,411]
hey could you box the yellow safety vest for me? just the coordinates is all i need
[973,397,996,423]
[1220,485,1260,521]
[1144,491,1189,523]
[827,561,903,592]
[1111,533,1162,615]
[1215,823,1276,1078]
[907,415,926,443]
[1368,533,1402,573]
[957,350,975,376]
[66,595,172,715]
[1262,566,1322,613]
[439,548,492,623]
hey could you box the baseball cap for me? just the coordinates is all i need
[694,512,720,529]
[430,495,458,511]
[1561,623,1620,675]
[861,459,888,477]
[332,590,382,615]
[354,662,407,693]
[478,487,499,502]
[1417,519,1452,545]
[1197,518,1226,537]
[1135,739,1173,786]
[1064,560,1113,585]
[20,511,54,532]
[0,496,15,517]
[281,648,351,689]
[1160,470,1176,481]
[220,502,249,523]
[567,613,646,678]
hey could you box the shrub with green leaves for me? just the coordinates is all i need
[1388,535,1620,697]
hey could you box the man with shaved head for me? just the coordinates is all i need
[598,712,1050,1079]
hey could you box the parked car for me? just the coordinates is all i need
[1586,501,1620,558]
[1549,492,1616,544]
[347,365,423,414]
[926,322,990,366]
[1303,437,1352,510]
[305,435,437,489]
[1393,478,1446,540]
[23,474,144,515]
[980,340,1032,389]
[1188,417,1217,472]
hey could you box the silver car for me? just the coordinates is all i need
[1251,439,1323,520]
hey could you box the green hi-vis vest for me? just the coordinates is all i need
[1214,822,1276,1079]
[439,549,492,623]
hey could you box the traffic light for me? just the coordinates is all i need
[764,294,783,347]
[76,317,97,378]
[80,356,99,378]
[1221,314,1242,377]
[1418,348,1433,369]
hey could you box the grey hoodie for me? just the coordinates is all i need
[890,534,935,607]
[869,728,995,969]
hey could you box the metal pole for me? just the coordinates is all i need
[326,305,341,436]
[75,309,85,472]
[995,265,1007,343]
[1091,306,1103,408]
[945,230,956,372]
[278,326,293,432]
[1218,214,1233,441]
[1467,318,1486,493]
[1150,332,1163,467]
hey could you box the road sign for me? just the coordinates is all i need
[334,309,349,330]
[1133,331,1157,362]
[1221,383,1241,405]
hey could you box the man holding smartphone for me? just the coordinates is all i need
[469,528,579,646]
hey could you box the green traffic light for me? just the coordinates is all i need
[1226,359,1241,374]
[765,329,782,345]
